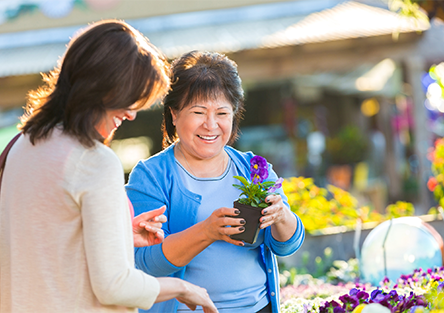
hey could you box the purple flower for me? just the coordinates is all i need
[370,289,383,300]
[333,308,345,313]
[339,294,359,310]
[319,300,342,313]
[356,290,369,303]
[393,292,427,312]
[268,177,284,193]
[250,156,268,183]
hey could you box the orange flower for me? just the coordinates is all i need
[428,176,438,192]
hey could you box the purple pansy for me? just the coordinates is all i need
[250,155,268,183]
[319,300,342,313]
[268,177,284,193]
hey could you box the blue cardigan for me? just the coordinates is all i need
[126,145,305,313]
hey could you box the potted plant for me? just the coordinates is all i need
[231,155,283,244]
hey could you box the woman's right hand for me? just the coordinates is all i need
[201,207,245,246]
[176,280,218,313]
[156,277,218,313]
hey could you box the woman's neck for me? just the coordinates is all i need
[174,142,228,178]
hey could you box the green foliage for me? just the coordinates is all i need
[233,175,272,208]
[280,248,337,287]
[325,126,369,165]
[326,258,360,284]
[385,201,415,218]
[313,247,334,279]
[424,281,444,311]
[389,0,430,24]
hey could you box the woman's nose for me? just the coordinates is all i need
[125,110,137,121]
[204,115,218,129]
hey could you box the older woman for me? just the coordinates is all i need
[126,51,305,313]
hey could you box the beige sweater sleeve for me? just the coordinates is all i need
[71,145,160,310]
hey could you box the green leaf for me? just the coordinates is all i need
[234,175,250,187]
[238,198,249,205]
[262,181,275,188]
[250,202,258,207]
[258,203,269,208]
[232,184,245,190]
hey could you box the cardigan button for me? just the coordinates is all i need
[268,269,272,273]
[271,292,275,297]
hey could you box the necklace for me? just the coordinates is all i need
[176,142,227,178]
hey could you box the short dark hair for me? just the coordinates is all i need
[162,51,244,148]
[20,19,170,147]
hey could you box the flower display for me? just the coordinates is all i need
[280,267,444,313]
[233,155,282,208]
[281,177,416,234]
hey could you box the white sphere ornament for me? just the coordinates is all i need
[360,217,443,285]
[362,303,391,313]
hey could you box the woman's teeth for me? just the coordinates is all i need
[199,135,217,140]
[113,117,122,128]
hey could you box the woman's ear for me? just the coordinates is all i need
[170,108,177,126]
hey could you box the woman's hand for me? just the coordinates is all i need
[133,206,167,247]
[259,194,297,242]
[176,280,218,313]
[156,277,218,313]
[161,208,245,267]
[201,207,246,246]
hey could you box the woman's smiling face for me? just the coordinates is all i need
[95,106,138,139]
[172,97,233,161]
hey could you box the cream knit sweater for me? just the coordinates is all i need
[0,128,160,312]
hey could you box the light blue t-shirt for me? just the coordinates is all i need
[175,157,269,313]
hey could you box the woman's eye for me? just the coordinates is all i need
[219,113,232,117]
[193,111,204,115]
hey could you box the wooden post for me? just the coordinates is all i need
[404,55,431,214]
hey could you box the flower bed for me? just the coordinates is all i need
[282,176,415,234]
[280,268,444,313]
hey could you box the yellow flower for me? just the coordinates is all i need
[352,304,367,313]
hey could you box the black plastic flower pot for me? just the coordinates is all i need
[230,200,263,244]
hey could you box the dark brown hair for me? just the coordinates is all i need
[20,19,170,147]
[162,51,244,148]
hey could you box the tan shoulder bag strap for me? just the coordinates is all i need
[0,133,22,190]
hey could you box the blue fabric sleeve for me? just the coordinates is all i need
[265,213,305,257]
[126,161,184,276]
[134,243,182,277]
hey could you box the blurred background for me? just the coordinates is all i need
[1,0,444,216]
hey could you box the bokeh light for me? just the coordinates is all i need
[361,98,380,117]
[423,63,444,112]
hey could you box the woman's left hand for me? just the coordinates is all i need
[133,206,167,247]
[259,194,297,242]
[259,194,287,229]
